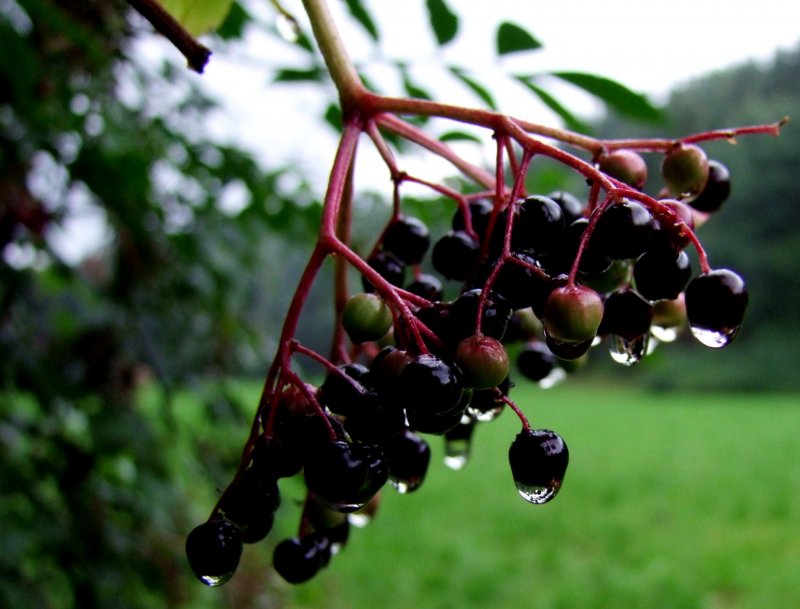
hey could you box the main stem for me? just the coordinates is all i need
[301,0,367,110]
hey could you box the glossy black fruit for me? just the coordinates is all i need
[272,536,326,584]
[689,160,730,213]
[431,230,481,281]
[591,199,654,260]
[684,269,748,347]
[186,517,244,586]
[511,195,565,254]
[516,341,558,382]
[386,428,432,493]
[362,250,406,292]
[508,428,569,504]
[397,354,465,417]
[382,215,431,264]
[633,246,692,301]
[406,273,443,302]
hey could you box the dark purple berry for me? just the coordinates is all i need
[685,269,748,348]
[186,517,244,586]
[633,246,692,301]
[362,250,406,292]
[397,354,465,417]
[406,273,443,302]
[431,230,480,281]
[272,536,325,584]
[591,199,654,260]
[508,428,569,504]
[599,289,653,340]
[689,160,730,213]
[382,215,431,264]
[319,363,370,417]
[548,191,585,225]
[516,341,558,383]
[218,468,280,544]
[386,428,431,493]
[511,195,565,254]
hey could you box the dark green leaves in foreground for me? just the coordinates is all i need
[496,21,543,56]
[426,0,459,46]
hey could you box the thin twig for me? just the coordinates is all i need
[126,0,212,73]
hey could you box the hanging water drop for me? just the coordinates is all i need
[443,420,475,470]
[514,481,562,505]
[276,13,300,42]
[689,324,740,348]
[608,333,649,365]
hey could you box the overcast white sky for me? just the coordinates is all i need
[197,0,800,182]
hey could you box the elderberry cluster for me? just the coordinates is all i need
[186,142,748,587]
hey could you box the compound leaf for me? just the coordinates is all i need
[158,0,234,36]
[550,71,662,122]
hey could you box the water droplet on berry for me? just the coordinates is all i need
[689,325,739,348]
[199,572,235,587]
[608,333,649,366]
[514,481,561,505]
[276,13,300,42]
[347,512,371,528]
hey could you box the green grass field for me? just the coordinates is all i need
[247,382,800,609]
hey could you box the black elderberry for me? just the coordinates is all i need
[684,269,748,348]
[218,467,281,544]
[508,428,569,504]
[633,246,692,302]
[599,289,654,340]
[511,195,565,254]
[443,288,512,345]
[543,332,593,361]
[343,390,406,444]
[689,160,730,213]
[481,251,549,311]
[516,341,559,383]
[272,536,326,584]
[406,273,444,302]
[396,354,466,417]
[382,215,431,264]
[540,218,611,277]
[186,517,244,586]
[386,428,431,493]
[362,250,406,292]
[304,440,388,512]
[467,376,511,421]
[250,435,303,480]
[591,199,654,260]
[548,191,586,225]
[318,363,371,417]
[431,230,481,281]
[405,390,471,435]
[451,198,494,239]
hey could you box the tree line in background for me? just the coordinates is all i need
[1,1,798,608]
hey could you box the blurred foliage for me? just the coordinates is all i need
[594,44,800,391]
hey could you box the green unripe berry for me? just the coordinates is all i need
[661,144,709,198]
[342,293,393,344]
[454,335,510,390]
[543,285,604,344]
[598,149,648,190]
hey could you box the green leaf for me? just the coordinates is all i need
[449,66,497,110]
[513,75,590,133]
[216,2,250,40]
[496,22,542,56]
[273,67,325,82]
[398,65,433,100]
[158,0,234,36]
[550,71,662,122]
[344,0,379,42]
[439,131,482,143]
[426,0,459,46]
[324,104,342,132]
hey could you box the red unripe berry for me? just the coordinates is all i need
[598,149,648,190]
[454,334,510,390]
[543,285,604,344]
